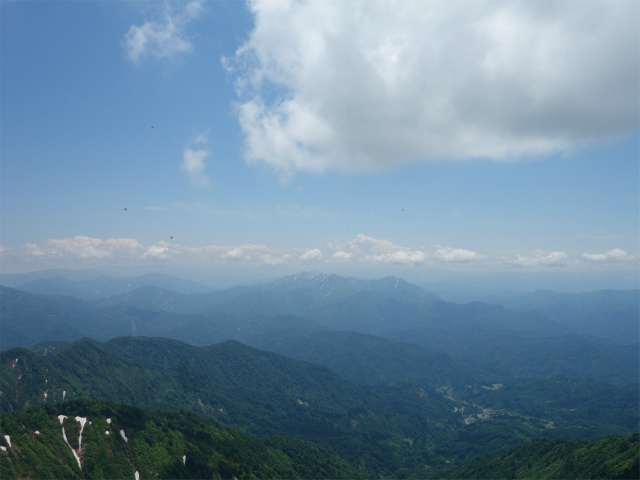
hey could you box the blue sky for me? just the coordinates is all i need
[1,0,638,291]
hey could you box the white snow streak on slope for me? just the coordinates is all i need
[58,415,82,469]
[3,435,10,447]
[75,417,87,451]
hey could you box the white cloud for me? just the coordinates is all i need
[181,147,211,188]
[124,0,205,64]
[5,236,636,274]
[300,248,322,262]
[13,237,143,265]
[142,242,173,260]
[228,0,639,176]
[327,234,483,266]
[328,234,428,265]
[332,251,353,261]
[434,246,482,263]
[514,249,568,267]
[582,248,628,261]
[224,248,245,260]
[77,246,112,260]
[259,253,290,265]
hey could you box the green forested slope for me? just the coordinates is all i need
[0,337,467,477]
[0,399,361,479]
[256,329,493,388]
[444,433,639,480]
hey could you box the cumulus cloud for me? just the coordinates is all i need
[77,246,112,260]
[227,0,639,176]
[14,237,143,265]
[124,0,205,64]
[329,234,425,265]
[7,235,636,274]
[300,248,323,262]
[326,234,486,266]
[224,248,246,260]
[514,249,568,267]
[181,147,211,188]
[180,130,213,188]
[259,253,290,265]
[434,246,482,262]
[582,248,628,261]
[142,242,173,260]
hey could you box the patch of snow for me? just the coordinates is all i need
[11,358,18,368]
[75,417,87,450]
[3,435,10,447]
[60,423,82,469]
[120,429,128,442]
[135,471,140,480]
[105,431,110,435]
[0,446,5,452]
[106,418,111,424]
[63,391,66,400]
[183,454,186,465]
[35,431,40,435]
[58,415,67,425]
[44,390,48,401]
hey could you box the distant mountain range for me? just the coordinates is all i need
[1,272,637,384]
[0,270,638,477]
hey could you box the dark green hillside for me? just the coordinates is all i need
[303,290,425,334]
[490,289,640,345]
[385,322,639,385]
[1,286,325,350]
[0,399,361,479]
[443,433,639,480]
[305,296,567,336]
[169,314,326,347]
[443,376,639,441]
[0,286,89,350]
[0,286,142,349]
[1,337,470,477]
[256,329,492,389]
[461,376,639,425]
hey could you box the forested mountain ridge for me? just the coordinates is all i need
[1,336,638,478]
[3,275,637,386]
[444,433,639,480]
[0,398,361,479]
[0,337,470,476]
[484,289,640,345]
[1,272,638,477]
